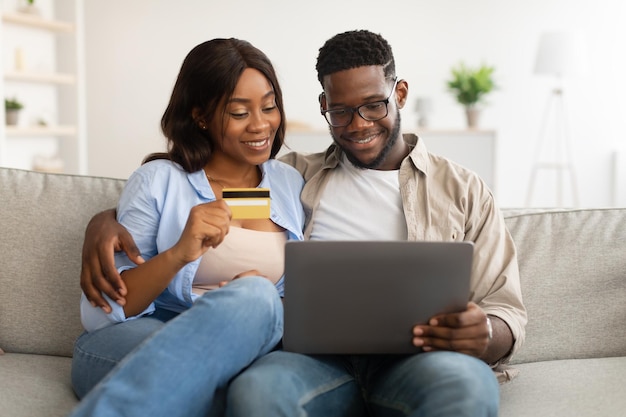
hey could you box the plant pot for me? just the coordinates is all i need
[5,109,20,126]
[18,1,40,15]
[465,107,480,129]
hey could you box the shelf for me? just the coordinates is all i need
[5,125,77,137]
[1,11,74,32]
[0,1,86,175]
[4,71,75,84]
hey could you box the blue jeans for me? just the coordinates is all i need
[69,276,283,417]
[226,350,499,417]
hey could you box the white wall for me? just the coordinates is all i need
[83,0,626,208]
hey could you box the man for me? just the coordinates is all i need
[82,30,525,416]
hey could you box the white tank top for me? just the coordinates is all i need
[193,226,287,295]
[310,154,408,241]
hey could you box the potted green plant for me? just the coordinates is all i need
[446,62,496,128]
[5,97,24,126]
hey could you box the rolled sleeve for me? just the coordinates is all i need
[80,292,156,332]
[467,195,527,360]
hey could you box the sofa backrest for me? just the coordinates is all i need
[1,167,625,363]
[0,168,125,357]
[503,208,626,365]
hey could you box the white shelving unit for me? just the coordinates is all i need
[0,0,86,174]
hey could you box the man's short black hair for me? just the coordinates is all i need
[316,30,396,86]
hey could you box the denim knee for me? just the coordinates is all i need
[218,276,283,321]
[368,352,499,417]
[419,352,499,416]
[194,276,284,347]
[227,352,366,417]
[226,365,274,416]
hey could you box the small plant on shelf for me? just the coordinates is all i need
[446,62,496,128]
[5,97,24,111]
[5,97,24,126]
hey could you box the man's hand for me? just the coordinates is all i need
[80,209,144,313]
[412,302,512,364]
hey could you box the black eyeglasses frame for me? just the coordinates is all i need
[320,77,399,128]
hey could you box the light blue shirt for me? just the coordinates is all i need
[80,158,305,331]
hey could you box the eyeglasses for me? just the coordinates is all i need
[320,77,398,127]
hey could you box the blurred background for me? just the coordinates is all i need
[1,0,625,208]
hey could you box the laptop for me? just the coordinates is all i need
[282,240,473,354]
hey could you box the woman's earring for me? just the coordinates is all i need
[198,122,207,130]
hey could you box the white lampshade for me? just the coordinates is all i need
[534,32,588,77]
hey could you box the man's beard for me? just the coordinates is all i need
[331,110,402,170]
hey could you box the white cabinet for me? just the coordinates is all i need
[0,0,86,174]
[417,129,497,193]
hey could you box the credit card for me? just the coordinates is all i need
[222,188,270,219]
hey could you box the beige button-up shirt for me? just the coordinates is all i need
[279,133,527,360]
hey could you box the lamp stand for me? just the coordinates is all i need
[525,86,579,207]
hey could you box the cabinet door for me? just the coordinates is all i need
[418,130,497,193]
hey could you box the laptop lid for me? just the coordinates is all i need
[283,240,473,354]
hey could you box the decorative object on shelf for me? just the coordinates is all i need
[18,0,40,15]
[446,62,496,129]
[415,97,433,128]
[526,31,588,207]
[15,47,25,71]
[4,97,24,126]
[32,154,64,173]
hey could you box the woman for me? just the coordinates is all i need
[69,38,304,417]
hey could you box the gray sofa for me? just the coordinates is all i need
[1,166,625,417]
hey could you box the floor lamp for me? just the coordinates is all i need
[526,32,586,207]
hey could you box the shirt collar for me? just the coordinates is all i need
[405,133,430,176]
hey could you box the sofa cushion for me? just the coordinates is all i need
[503,208,626,364]
[0,168,125,357]
[0,353,78,417]
[499,357,626,417]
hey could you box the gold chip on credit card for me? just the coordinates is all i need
[222,188,270,219]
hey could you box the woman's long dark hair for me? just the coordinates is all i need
[144,38,286,172]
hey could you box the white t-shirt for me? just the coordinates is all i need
[310,155,408,241]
